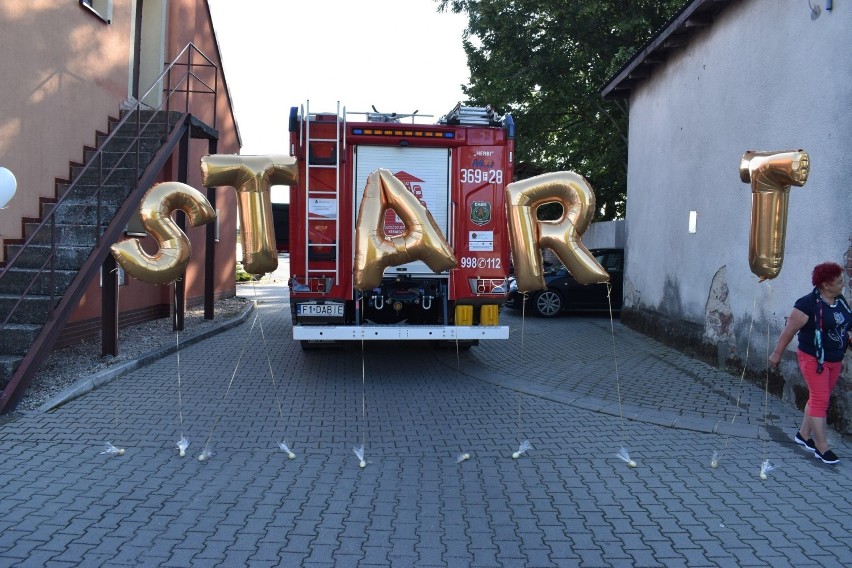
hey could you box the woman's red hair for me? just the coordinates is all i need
[812,262,842,287]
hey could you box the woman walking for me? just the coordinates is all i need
[769,262,851,464]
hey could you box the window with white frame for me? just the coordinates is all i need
[80,0,112,24]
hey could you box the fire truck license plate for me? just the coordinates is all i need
[298,303,344,317]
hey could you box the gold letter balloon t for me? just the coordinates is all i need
[201,154,298,276]
[739,150,809,281]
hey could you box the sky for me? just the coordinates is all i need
[207,0,471,156]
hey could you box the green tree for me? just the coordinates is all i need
[438,0,683,220]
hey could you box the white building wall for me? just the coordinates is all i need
[583,220,626,250]
[625,0,852,361]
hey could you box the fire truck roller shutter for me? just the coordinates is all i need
[353,146,451,277]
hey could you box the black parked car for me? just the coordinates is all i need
[505,248,624,317]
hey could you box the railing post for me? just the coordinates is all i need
[101,255,119,356]
[213,54,218,129]
[96,152,103,243]
[165,65,171,139]
[186,46,193,115]
[204,137,219,320]
[49,215,56,314]
[173,126,191,332]
[135,108,141,177]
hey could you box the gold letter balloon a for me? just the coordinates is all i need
[354,169,457,291]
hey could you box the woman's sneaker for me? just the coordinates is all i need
[814,449,840,464]
[794,432,817,451]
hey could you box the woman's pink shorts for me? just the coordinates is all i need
[797,351,842,418]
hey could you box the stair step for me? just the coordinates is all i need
[0,323,42,358]
[70,165,141,187]
[115,108,182,125]
[108,110,181,138]
[94,134,165,154]
[0,354,24,390]
[4,243,91,271]
[0,267,77,296]
[108,120,173,139]
[24,222,106,247]
[43,201,123,227]
[112,109,183,124]
[0,293,58,325]
[82,148,155,171]
[55,182,132,205]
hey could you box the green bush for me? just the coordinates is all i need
[236,263,253,282]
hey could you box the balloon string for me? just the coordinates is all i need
[762,283,774,463]
[720,284,760,457]
[521,293,527,353]
[249,279,285,424]
[361,339,367,449]
[172,283,184,439]
[202,307,259,454]
[605,282,626,434]
[113,268,122,433]
[176,326,183,438]
[517,293,528,441]
[454,333,460,371]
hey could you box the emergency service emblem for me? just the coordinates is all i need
[470,201,491,226]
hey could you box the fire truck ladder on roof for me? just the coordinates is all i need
[302,101,344,290]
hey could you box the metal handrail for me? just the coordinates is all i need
[0,42,217,335]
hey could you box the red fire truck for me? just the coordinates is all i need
[288,102,514,347]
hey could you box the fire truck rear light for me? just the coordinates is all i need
[468,278,508,295]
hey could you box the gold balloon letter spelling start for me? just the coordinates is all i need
[506,171,609,293]
[739,150,809,281]
[201,154,298,276]
[354,169,456,291]
[111,182,216,285]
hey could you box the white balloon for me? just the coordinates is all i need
[0,167,17,209]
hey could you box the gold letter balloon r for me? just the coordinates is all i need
[506,171,609,293]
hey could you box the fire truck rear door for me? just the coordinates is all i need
[353,146,451,277]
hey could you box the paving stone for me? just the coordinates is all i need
[0,267,850,567]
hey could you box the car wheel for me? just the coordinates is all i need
[533,289,562,318]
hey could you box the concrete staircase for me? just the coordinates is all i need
[0,110,178,392]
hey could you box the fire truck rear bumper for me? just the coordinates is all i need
[293,325,510,341]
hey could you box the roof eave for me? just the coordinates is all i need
[600,0,735,100]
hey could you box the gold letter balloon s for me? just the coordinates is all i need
[201,155,298,275]
[354,169,456,291]
[739,150,809,281]
[111,182,216,285]
[506,172,609,293]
